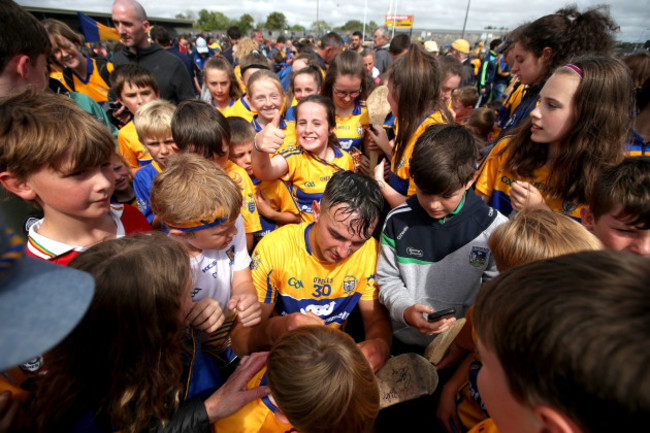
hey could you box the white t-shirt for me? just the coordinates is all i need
[189,216,251,310]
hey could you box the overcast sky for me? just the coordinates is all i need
[18,0,649,42]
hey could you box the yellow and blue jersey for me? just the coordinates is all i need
[626,130,648,156]
[223,95,256,123]
[209,97,235,115]
[475,138,584,221]
[133,160,162,223]
[224,160,262,234]
[281,145,354,224]
[117,120,152,171]
[335,100,369,152]
[390,111,447,196]
[250,223,379,327]
[252,177,300,239]
[64,56,113,105]
[213,368,292,433]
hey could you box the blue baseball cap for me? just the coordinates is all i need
[0,214,95,370]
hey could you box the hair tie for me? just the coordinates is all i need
[563,64,583,79]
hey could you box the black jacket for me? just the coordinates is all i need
[112,43,195,104]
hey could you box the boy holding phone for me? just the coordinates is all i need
[377,124,507,354]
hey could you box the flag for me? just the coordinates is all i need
[77,12,121,43]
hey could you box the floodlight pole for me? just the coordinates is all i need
[461,0,471,38]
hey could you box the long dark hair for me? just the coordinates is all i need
[321,50,369,103]
[32,234,190,433]
[503,55,633,204]
[514,5,618,84]
[388,44,452,167]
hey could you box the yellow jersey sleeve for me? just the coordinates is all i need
[117,121,152,171]
[225,161,262,233]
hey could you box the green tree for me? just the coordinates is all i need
[289,24,306,32]
[237,13,255,35]
[366,20,378,34]
[197,9,232,31]
[335,20,363,31]
[311,20,331,34]
[265,12,287,30]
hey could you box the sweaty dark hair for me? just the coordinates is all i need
[320,171,382,239]
[410,123,478,195]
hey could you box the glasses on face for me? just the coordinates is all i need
[332,87,361,99]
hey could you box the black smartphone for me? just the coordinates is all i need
[427,308,456,322]
[368,124,377,134]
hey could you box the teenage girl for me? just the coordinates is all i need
[499,6,618,134]
[285,65,323,122]
[246,70,302,235]
[475,55,634,221]
[42,19,113,105]
[202,57,242,112]
[321,51,370,153]
[252,94,354,224]
[31,235,269,433]
[372,44,452,208]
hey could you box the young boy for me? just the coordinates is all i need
[377,123,507,352]
[451,86,479,125]
[172,100,262,252]
[132,99,178,226]
[0,91,151,266]
[149,153,261,361]
[112,64,160,174]
[226,116,300,241]
[215,326,379,433]
[471,250,650,433]
[581,156,650,257]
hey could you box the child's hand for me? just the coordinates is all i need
[255,113,285,154]
[187,298,225,333]
[229,294,262,327]
[404,304,457,335]
[367,125,391,156]
[510,181,549,212]
[204,351,270,423]
[374,159,387,183]
[254,190,274,219]
[436,380,463,433]
[356,154,370,176]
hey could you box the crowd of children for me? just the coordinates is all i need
[1,0,649,432]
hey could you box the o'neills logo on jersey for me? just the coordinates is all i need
[407,247,423,257]
[343,275,358,294]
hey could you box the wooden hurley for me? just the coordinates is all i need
[365,85,392,171]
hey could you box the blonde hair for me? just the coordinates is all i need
[234,37,261,62]
[267,326,379,433]
[488,208,602,271]
[134,99,175,142]
[149,153,242,227]
[247,69,284,98]
[453,85,479,107]
[0,91,113,203]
